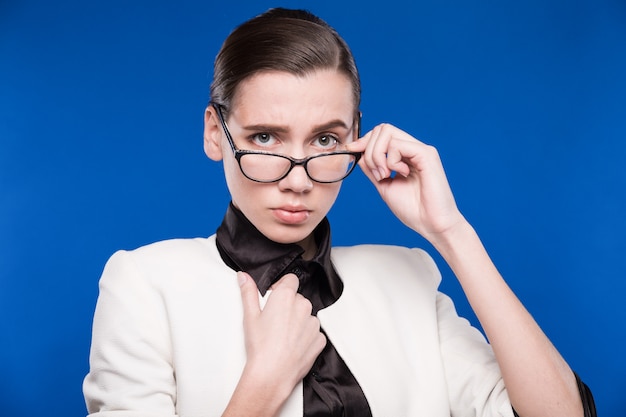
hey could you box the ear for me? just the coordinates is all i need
[204,105,224,161]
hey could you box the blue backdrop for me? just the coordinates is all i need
[1,0,625,416]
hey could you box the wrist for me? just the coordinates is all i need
[236,361,295,411]
[423,214,473,252]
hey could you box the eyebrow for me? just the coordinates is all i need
[241,119,351,134]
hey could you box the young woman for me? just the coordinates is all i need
[83,8,595,417]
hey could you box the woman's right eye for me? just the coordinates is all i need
[250,133,276,147]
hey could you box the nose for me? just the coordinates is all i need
[277,164,313,193]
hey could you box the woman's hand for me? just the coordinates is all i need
[346,123,465,243]
[222,272,325,417]
[238,272,326,399]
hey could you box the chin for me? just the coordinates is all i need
[263,226,314,245]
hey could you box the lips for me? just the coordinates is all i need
[272,205,311,224]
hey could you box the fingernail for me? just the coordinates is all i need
[237,271,247,287]
[372,169,381,181]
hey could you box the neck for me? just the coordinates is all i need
[297,234,317,260]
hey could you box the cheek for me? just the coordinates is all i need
[222,153,238,176]
[222,160,268,214]
[318,183,342,210]
[222,157,246,193]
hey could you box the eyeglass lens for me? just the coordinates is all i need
[239,153,357,183]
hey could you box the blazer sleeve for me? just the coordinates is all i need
[435,290,514,417]
[83,250,178,417]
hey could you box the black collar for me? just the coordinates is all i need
[215,203,340,301]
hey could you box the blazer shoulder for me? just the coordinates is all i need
[330,243,442,289]
[124,235,217,260]
[101,235,229,288]
[108,234,218,262]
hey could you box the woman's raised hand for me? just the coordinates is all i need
[346,123,466,243]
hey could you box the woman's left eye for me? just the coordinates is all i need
[315,135,339,149]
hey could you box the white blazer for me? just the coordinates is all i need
[83,235,513,417]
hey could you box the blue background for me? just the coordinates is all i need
[1,0,625,416]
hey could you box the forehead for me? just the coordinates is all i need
[229,70,356,124]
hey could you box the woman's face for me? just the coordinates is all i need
[204,69,357,252]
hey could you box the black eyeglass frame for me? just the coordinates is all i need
[211,103,362,184]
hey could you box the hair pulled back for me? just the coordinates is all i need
[210,8,360,115]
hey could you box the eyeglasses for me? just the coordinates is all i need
[212,103,361,183]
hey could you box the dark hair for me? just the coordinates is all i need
[210,8,360,115]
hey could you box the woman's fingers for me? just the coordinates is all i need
[347,123,462,237]
[238,271,261,319]
[239,271,326,386]
[269,272,300,292]
[348,123,428,180]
